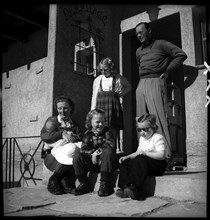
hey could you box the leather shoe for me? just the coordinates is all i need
[61,176,76,194]
[47,180,64,195]
[124,186,146,200]
[98,181,114,197]
[115,188,128,198]
[74,181,91,196]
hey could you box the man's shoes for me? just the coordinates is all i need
[74,181,92,196]
[98,181,114,197]
[61,176,76,194]
[115,188,129,198]
[47,180,64,195]
[124,186,146,201]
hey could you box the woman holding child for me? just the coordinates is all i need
[41,96,82,195]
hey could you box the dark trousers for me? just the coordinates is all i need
[73,147,118,182]
[44,153,76,183]
[118,155,167,190]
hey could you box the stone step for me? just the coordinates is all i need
[83,170,207,203]
[42,164,207,203]
[154,170,207,203]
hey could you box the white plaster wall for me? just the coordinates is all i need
[180,7,207,143]
[2,58,53,138]
[185,70,208,142]
[180,6,207,169]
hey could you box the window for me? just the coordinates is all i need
[71,19,104,77]
[74,37,97,76]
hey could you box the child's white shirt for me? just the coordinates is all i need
[101,75,113,91]
[136,133,167,158]
[91,74,131,110]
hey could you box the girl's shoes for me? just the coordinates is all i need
[98,181,114,197]
[123,186,136,199]
[115,188,128,198]
[116,186,146,200]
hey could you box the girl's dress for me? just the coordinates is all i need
[96,75,123,130]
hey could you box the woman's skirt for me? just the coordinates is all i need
[96,91,123,130]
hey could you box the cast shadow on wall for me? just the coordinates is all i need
[183,64,205,90]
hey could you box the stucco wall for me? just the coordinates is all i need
[180,6,207,170]
[2,58,53,138]
[184,69,208,170]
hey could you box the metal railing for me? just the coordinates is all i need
[2,136,45,188]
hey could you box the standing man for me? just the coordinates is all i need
[135,22,187,159]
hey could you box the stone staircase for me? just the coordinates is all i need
[42,164,207,203]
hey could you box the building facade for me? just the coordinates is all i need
[2,4,207,186]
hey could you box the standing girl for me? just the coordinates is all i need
[91,57,131,153]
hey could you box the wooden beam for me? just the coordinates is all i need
[2,34,21,42]
[3,10,46,29]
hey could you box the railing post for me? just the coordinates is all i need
[5,139,8,188]
[13,138,15,187]
[9,138,12,188]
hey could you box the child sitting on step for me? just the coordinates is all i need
[73,108,118,197]
[116,113,168,200]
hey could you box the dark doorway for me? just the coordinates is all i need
[122,13,186,165]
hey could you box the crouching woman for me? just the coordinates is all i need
[41,96,82,195]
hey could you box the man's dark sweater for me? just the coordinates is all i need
[136,39,187,78]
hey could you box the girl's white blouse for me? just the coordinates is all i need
[91,73,131,110]
[101,75,113,91]
[136,133,168,157]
